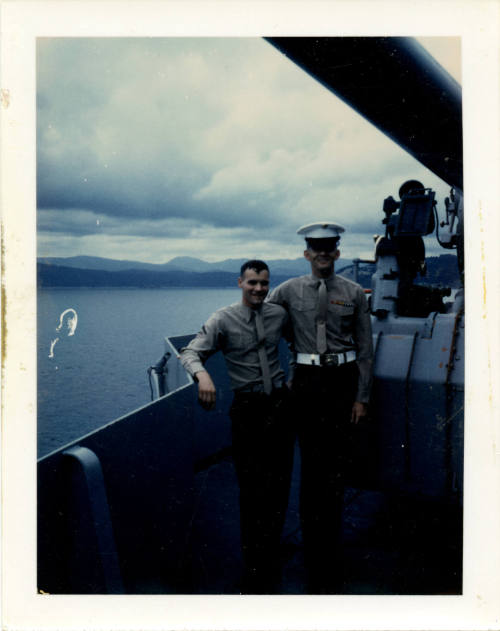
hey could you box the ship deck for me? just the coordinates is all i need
[38,334,463,596]
[185,443,462,595]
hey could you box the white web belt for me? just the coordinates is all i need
[296,350,357,367]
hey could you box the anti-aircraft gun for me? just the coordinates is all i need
[370,179,463,318]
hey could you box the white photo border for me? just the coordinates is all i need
[2,1,499,629]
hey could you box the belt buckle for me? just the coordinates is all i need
[322,353,338,367]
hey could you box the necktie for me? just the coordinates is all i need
[316,279,328,354]
[254,310,273,395]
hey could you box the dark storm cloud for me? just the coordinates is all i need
[38,37,314,239]
[36,37,461,262]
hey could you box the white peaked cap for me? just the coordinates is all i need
[297,222,345,239]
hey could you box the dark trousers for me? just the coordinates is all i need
[292,362,358,594]
[230,388,295,594]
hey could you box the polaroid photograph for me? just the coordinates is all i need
[2,1,499,630]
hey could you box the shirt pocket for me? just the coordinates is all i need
[225,330,256,351]
[290,297,317,314]
[265,322,284,347]
[329,303,355,334]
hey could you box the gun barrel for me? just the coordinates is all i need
[265,37,462,190]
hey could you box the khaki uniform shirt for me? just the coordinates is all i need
[268,273,373,402]
[180,301,288,392]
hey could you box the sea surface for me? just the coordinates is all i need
[37,287,241,458]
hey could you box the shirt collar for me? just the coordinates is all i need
[308,272,336,288]
[239,302,258,323]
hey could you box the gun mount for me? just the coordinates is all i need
[370,180,461,319]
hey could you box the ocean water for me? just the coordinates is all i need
[37,287,241,458]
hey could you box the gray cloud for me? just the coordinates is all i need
[37,37,460,263]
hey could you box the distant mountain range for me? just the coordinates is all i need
[37,254,461,289]
[37,254,313,276]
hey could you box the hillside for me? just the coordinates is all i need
[37,255,312,276]
[37,264,296,289]
[37,253,461,289]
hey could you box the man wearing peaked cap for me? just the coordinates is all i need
[296,221,345,239]
[267,221,374,594]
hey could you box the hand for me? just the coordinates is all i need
[351,401,368,424]
[196,371,216,410]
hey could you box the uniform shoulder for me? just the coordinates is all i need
[207,302,239,322]
[215,302,241,316]
[335,274,368,302]
[271,275,308,292]
[263,301,287,316]
[336,273,364,292]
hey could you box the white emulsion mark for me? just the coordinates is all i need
[48,338,59,358]
[49,308,78,358]
[56,308,78,335]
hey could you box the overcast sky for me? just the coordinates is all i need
[37,36,461,263]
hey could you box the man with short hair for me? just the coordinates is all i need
[268,223,374,594]
[180,260,294,594]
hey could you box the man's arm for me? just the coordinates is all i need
[267,283,286,308]
[179,314,221,411]
[351,401,368,424]
[351,288,374,423]
[282,314,296,388]
[268,286,296,388]
[194,370,217,411]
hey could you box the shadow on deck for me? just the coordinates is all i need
[186,443,462,596]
